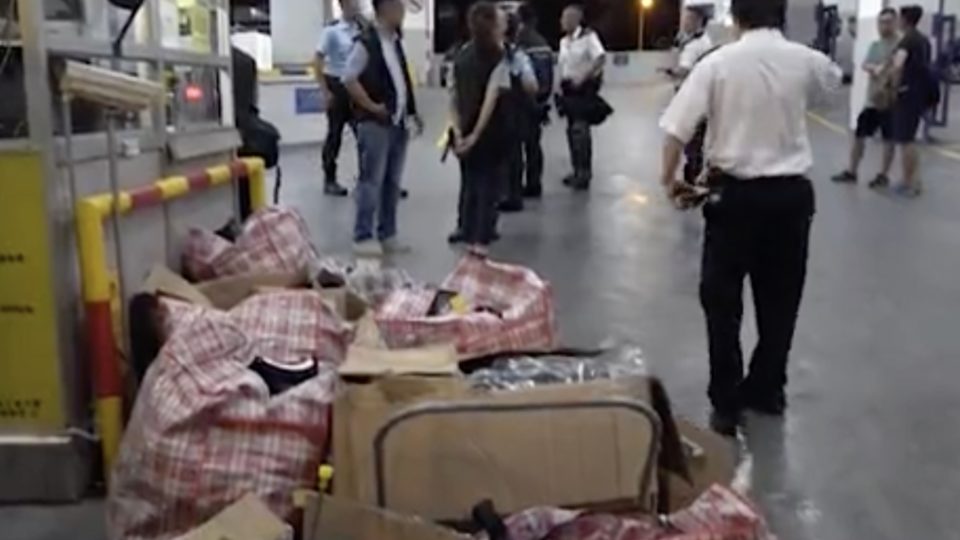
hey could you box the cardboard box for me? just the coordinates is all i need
[300,492,468,540]
[142,265,367,322]
[665,419,736,512]
[333,375,662,523]
[175,494,292,540]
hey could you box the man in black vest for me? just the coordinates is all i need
[342,0,423,257]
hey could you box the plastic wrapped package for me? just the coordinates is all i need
[467,345,649,392]
[313,257,418,307]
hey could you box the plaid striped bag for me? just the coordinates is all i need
[108,291,348,540]
[375,256,558,359]
[182,207,317,281]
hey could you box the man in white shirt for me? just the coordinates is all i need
[665,5,714,183]
[558,4,606,190]
[342,0,423,257]
[659,0,841,436]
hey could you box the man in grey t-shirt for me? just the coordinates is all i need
[832,8,899,185]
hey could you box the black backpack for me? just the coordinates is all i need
[237,112,281,169]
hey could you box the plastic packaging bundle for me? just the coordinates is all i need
[313,257,418,307]
[467,345,649,392]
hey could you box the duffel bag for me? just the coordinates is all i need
[107,291,348,540]
[182,207,316,281]
[375,255,558,358]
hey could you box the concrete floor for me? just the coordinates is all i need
[5,84,960,540]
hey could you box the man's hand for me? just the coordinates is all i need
[662,178,708,210]
[411,114,425,136]
[320,85,334,108]
[455,132,478,156]
[369,103,389,121]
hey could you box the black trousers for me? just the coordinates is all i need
[566,118,592,182]
[683,120,707,184]
[458,158,501,245]
[506,116,544,202]
[322,76,353,183]
[700,173,815,413]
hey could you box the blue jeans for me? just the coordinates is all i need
[354,121,408,243]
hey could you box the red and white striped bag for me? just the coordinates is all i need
[497,485,775,540]
[108,291,349,540]
[182,207,317,281]
[375,256,558,358]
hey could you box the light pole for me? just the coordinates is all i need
[639,0,655,50]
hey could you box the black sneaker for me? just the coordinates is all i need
[709,409,741,438]
[523,186,542,199]
[324,182,349,197]
[498,199,524,213]
[742,393,786,417]
[447,230,466,244]
[569,179,591,192]
[831,171,857,183]
[868,174,890,189]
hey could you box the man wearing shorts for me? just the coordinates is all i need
[885,5,934,197]
[832,8,899,185]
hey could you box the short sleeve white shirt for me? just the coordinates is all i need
[559,27,605,81]
[678,32,714,71]
[659,29,842,178]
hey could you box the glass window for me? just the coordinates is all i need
[166,63,225,132]
[161,0,219,53]
[45,0,152,48]
[50,57,153,136]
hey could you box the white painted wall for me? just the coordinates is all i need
[270,0,326,65]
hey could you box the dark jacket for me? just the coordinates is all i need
[453,42,506,161]
[354,26,418,123]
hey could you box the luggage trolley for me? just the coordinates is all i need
[372,396,663,524]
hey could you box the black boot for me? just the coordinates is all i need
[324,181,348,197]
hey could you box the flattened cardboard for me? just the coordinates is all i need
[333,377,660,522]
[665,419,736,512]
[339,343,460,377]
[143,265,307,310]
[301,492,468,540]
[143,265,212,307]
[198,271,308,309]
[175,494,292,540]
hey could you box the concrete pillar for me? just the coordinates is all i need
[850,0,884,129]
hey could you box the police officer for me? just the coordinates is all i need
[558,4,606,191]
[659,0,841,436]
[513,3,554,200]
[499,11,540,213]
[665,6,713,184]
[315,0,365,197]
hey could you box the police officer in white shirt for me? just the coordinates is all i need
[668,6,714,82]
[659,0,841,436]
[558,4,606,190]
[665,5,714,184]
[316,0,365,197]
